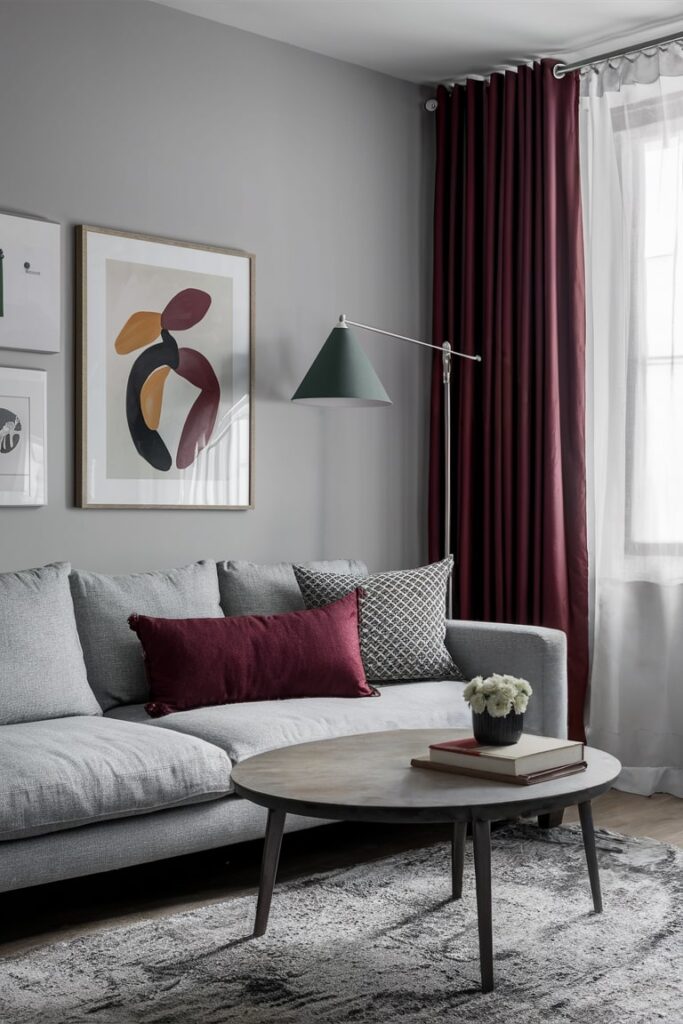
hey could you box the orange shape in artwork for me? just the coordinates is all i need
[140,365,172,430]
[114,311,162,354]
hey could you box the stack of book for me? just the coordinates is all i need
[411,734,586,785]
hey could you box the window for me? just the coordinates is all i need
[627,128,683,549]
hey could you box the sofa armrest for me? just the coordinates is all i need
[445,619,568,739]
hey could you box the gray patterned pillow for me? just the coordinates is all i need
[293,559,462,682]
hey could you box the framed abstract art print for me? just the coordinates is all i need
[76,226,254,509]
[0,367,47,506]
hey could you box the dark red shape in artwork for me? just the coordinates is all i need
[160,289,212,331]
[175,347,220,469]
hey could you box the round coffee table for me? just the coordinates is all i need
[231,728,621,993]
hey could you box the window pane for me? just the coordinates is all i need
[644,141,677,260]
[643,140,683,357]
[645,254,674,356]
[630,133,683,546]
[631,361,683,544]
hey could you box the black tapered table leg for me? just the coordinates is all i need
[578,800,603,913]
[451,821,467,900]
[253,808,286,937]
[472,818,494,993]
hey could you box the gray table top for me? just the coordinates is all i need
[231,729,622,824]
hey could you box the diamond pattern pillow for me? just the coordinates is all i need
[293,558,462,682]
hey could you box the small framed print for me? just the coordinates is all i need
[0,367,47,506]
[76,226,254,509]
[0,212,61,354]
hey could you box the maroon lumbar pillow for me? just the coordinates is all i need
[129,589,377,717]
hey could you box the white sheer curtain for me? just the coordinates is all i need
[581,43,683,796]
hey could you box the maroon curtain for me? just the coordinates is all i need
[429,61,589,741]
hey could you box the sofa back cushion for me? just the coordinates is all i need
[0,562,101,725]
[217,559,367,617]
[70,561,223,712]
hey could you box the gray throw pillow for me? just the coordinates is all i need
[69,561,223,711]
[217,559,368,617]
[293,558,462,683]
[0,562,101,725]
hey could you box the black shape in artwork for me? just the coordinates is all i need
[125,331,179,472]
[0,408,22,454]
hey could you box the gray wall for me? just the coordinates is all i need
[0,0,432,574]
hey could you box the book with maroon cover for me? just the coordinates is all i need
[410,757,588,786]
[429,734,584,777]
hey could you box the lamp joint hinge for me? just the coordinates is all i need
[442,342,452,384]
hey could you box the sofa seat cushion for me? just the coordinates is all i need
[0,717,232,842]
[106,680,469,768]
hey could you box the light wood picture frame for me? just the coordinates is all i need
[76,225,254,509]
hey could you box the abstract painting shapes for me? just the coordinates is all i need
[116,289,219,473]
[125,330,180,472]
[140,366,171,430]
[0,367,46,506]
[161,288,212,331]
[175,347,220,470]
[0,213,60,353]
[77,226,254,509]
[114,311,162,354]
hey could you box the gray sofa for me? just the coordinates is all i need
[0,559,567,894]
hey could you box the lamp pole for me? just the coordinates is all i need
[442,341,452,616]
[338,316,480,619]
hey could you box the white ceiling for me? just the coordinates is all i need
[152,0,683,83]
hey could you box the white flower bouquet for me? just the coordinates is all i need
[462,674,532,718]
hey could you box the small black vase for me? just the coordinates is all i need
[472,708,524,746]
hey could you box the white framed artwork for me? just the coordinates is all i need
[76,226,254,509]
[0,213,61,353]
[0,367,47,506]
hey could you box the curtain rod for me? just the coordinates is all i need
[553,26,683,78]
[423,25,683,108]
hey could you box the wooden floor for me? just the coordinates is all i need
[1,788,681,957]
[564,789,683,845]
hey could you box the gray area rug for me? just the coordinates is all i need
[1,824,682,1024]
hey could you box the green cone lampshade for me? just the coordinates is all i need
[292,325,392,407]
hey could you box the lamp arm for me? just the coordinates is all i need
[340,315,482,363]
